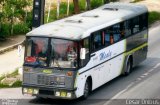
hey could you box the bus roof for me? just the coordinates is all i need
[27,2,148,40]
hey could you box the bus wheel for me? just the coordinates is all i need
[82,79,90,99]
[124,58,132,76]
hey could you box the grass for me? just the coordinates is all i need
[12,80,22,87]
[0,69,22,88]
[0,81,22,88]
[148,11,160,25]
[131,0,144,3]
[44,0,105,24]
[0,75,5,81]
[6,69,18,78]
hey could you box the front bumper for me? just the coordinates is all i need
[22,84,77,99]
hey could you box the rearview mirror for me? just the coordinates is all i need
[80,48,86,60]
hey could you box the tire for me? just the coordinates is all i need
[124,58,132,76]
[82,79,90,99]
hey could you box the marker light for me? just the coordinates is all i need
[66,71,73,76]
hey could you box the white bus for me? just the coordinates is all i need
[22,3,148,99]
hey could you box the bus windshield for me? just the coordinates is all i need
[25,37,49,66]
[25,37,78,68]
[50,39,78,68]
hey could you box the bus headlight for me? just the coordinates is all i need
[67,92,72,98]
[23,88,28,93]
[55,76,65,85]
[55,91,60,96]
[33,89,39,94]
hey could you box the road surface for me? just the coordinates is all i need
[0,48,24,76]
[0,22,160,105]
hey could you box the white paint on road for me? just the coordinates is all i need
[104,62,160,105]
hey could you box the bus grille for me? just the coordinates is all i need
[37,75,57,86]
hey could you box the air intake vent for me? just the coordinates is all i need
[103,8,118,11]
[65,19,82,23]
[82,14,99,18]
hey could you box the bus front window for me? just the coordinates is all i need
[51,39,78,68]
[25,37,48,66]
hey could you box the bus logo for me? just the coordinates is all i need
[42,69,52,74]
[99,50,112,61]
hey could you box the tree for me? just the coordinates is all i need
[73,0,80,14]
[86,0,91,10]
[2,0,31,35]
[104,0,110,4]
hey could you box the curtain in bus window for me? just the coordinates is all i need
[93,32,102,49]
[132,17,140,33]
[113,24,121,42]
[105,34,110,45]
[113,34,120,42]
[124,21,132,37]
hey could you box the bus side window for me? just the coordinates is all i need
[80,38,90,67]
[120,22,125,39]
[124,20,132,37]
[113,24,121,42]
[104,27,114,46]
[140,13,148,30]
[92,31,102,51]
[132,17,140,34]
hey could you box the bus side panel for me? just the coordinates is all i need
[75,40,126,98]
[126,30,148,67]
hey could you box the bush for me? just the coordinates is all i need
[91,0,103,9]
[79,0,86,11]
[13,23,30,35]
[0,24,11,39]
[12,80,22,87]
[131,0,144,3]
[149,11,160,25]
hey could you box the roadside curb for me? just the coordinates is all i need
[0,40,25,55]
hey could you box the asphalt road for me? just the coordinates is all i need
[0,22,160,105]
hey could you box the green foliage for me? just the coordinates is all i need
[0,0,31,39]
[26,11,33,30]
[13,23,30,35]
[6,69,18,78]
[149,11,160,25]
[91,0,103,9]
[0,80,22,88]
[2,0,30,20]
[131,0,144,3]
[44,2,75,23]
[0,23,29,38]
[0,83,9,88]
[0,75,5,82]
[0,69,22,88]
[12,80,22,87]
[0,23,11,38]
[79,0,86,11]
